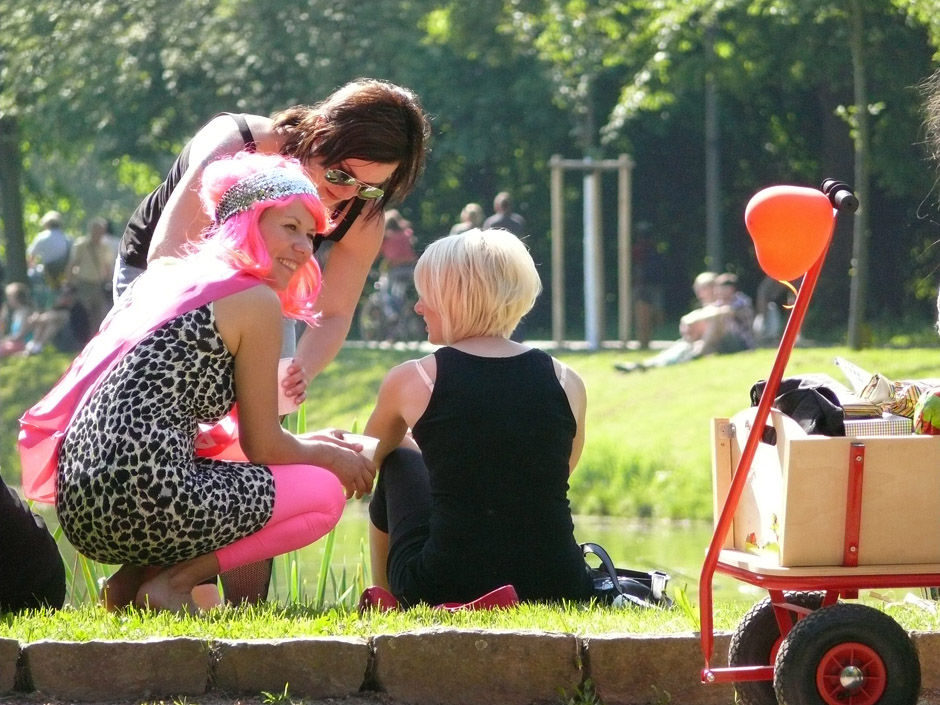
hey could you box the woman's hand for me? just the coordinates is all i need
[300,429,376,499]
[281,358,309,406]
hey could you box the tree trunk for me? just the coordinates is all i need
[846,0,870,349]
[704,23,722,270]
[0,115,28,284]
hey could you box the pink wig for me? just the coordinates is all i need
[197,152,330,323]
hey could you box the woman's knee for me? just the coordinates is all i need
[269,463,346,525]
[383,447,423,471]
[368,447,428,533]
[369,491,388,533]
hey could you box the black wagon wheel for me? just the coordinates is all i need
[774,602,920,705]
[728,591,825,705]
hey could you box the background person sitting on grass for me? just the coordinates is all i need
[0,282,36,357]
[616,271,723,372]
[364,228,595,606]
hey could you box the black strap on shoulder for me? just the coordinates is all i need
[312,198,366,252]
[218,112,257,152]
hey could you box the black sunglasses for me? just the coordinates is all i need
[323,169,385,200]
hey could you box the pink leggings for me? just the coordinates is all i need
[215,464,345,573]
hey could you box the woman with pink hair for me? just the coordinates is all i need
[20,152,375,612]
[114,79,430,603]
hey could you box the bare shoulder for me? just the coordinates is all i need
[379,355,436,406]
[212,283,281,354]
[190,113,275,164]
[378,355,435,428]
[214,283,280,322]
[387,354,435,385]
[553,357,585,390]
[244,113,282,153]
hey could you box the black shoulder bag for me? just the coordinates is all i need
[582,542,673,609]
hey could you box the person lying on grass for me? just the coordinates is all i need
[20,151,375,613]
[364,228,595,606]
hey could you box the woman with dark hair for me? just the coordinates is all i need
[117,78,431,403]
[114,79,428,604]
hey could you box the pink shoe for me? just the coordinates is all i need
[358,586,399,613]
[436,585,520,612]
[358,583,520,613]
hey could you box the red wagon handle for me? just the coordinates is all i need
[698,180,857,668]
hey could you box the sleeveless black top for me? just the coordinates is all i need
[407,347,594,604]
[119,113,364,268]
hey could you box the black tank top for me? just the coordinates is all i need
[408,347,594,604]
[119,113,364,268]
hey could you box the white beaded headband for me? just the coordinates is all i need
[215,167,318,224]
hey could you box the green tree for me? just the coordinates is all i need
[505,0,938,338]
[0,0,224,278]
[3,0,939,343]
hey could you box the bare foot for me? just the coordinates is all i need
[134,553,221,613]
[191,583,225,610]
[99,565,161,611]
[135,571,196,613]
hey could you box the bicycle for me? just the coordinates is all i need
[357,266,425,342]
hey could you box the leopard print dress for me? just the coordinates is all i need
[56,304,275,566]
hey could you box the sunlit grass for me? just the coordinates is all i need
[0,598,746,642]
[6,344,940,640]
[6,592,940,643]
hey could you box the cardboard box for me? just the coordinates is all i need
[711,408,940,567]
[844,412,912,437]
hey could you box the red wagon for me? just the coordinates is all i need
[698,180,931,705]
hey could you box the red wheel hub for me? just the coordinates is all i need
[815,641,886,705]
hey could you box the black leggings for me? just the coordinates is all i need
[368,448,433,604]
[0,477,65,613]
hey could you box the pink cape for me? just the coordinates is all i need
[18,258,260,504]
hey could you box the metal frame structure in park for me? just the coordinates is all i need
[549,154,634,350]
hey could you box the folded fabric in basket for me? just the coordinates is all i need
[750,377,846,435]
[835,356,940,419]
[844,412,913,438]
[797,372,882,419]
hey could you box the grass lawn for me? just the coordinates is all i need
[0,598,738,641]
[296,341,940,519]
[5,590,940,642]
[4,342,940,519]
[3,340,940,639]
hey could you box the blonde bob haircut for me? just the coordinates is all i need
[414,228,541,344]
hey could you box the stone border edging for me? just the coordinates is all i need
[2,630,939,705]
